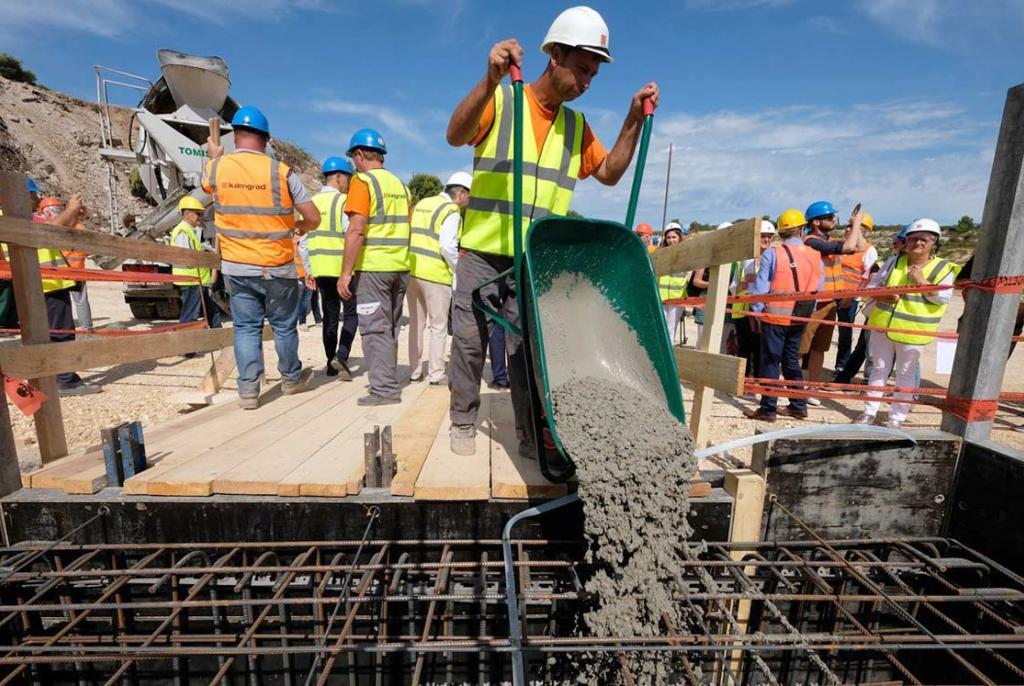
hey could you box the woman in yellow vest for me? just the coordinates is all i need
[855,218,958,429]
[171,196,221,331]
[656,223,687,345]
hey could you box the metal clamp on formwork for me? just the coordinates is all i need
[100,421,147,487]
[363,425,394,488]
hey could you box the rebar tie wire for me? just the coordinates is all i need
[303,505,380,685]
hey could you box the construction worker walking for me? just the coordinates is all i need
[337,128,412,406]
[202,106,321,409]
[445,5,660,456]
[408,171,471,385]
[171,195,221,330]
[309,156,356,379]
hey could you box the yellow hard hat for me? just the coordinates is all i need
[860,212,874,230]
[178,196,205,213]
[776,208,806,232]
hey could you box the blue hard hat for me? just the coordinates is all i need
[26,178,38,194]
[322,156,352,176]
[805,201,837,221]
[346,128,387,156]
[231,106,270,135]
[896,224,909,239]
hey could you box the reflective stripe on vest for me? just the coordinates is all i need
[762,242,821,326]
[64,223,88,270]
[203,152,296,267]
[354,169,411,273]
[866,255,958,345]
[837,241,873,291]
[38,247,76,293]
[657,273,687,303]
[409,194,457,286]
[307,191,346,278]
[460,84,584,257]
[170,220,212,286]
[293,235,306,278]
[805,235,844,292]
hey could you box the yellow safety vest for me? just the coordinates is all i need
[354,169,411,273]
[460,84,584,257]
[37,246,76,293]
[169,220,212,286]
[867,255,959,345]
[409,194,458,286]
[307,190,346,278]
[658,273,687,303]
[731,260,752,320]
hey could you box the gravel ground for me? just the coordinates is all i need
[9,281,1024,474]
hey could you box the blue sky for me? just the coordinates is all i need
[3,0,1023,226]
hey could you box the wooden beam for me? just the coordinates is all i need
[0,215,220,268]
[675,348,744,395]
[0,389,20,496]
[0,326,234,378]
[652,218,760,277]
[724,469,766,555]
[0,172,68,462]
[200,347,236,394]
[689,262,732,449]
[941,83,1024,440]
[390,385,450,497]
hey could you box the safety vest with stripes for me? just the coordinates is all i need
[837,241,874,291]
[461,84,584,257]
[658,274,687,303]
[293,235,306,278]
[409,194,458,286]
[867,255,958,345]
[169,220,212,286]
[731,260,753,320]
[64,223,88,270]
[805,234,844,292]
[353,169,411,273]
[202,152,295,267]
[762,242,821,326]
[30,215,76,293]
[307,190,346,278]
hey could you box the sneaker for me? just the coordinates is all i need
[777,405,808,420]
[409,374,425,383]
[742,408,777,422]
[59,381,101,397]
[325,365,339,378]
[450,423,476,456]
[852,413,876,425]
[487,381,510,391]
[330,358,352,382]
[238,396,260,410]
[518,440,537,460]
[356,393,401,407]
[282,367,314,395]
[806,396,822,407]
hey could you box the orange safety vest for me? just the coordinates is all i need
[762,242,821,326]
[203,152,296,267]
[293,236,307,278]
[837,241,873,291]
[804,234,843,292]
[63,223,88,269]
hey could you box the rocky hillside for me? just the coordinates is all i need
[0,75,321,232]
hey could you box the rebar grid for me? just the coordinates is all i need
[0,537,1022,684]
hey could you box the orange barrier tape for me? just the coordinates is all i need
[726,307,963,340]
[945,395,999,421]
[0,261,199,284]
[0,320,208,337]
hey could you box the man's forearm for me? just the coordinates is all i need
[447,75,495,146]
[594,114,644,185]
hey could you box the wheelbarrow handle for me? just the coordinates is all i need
[471,266,523,337]
[509,64,523,84]
[623,94,656,230]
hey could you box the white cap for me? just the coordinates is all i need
[542,6,612,63]
[445,171,473,191]
[759,220,777,235]
[716,222,733,230]
[906,217,941,237]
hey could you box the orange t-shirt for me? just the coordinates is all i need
[343,176,413,220]
[469,85,607,180]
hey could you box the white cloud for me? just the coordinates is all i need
[857,0,1024,49]
[572,98,994,226]
[312,99,445,148]
[685,0,794,10]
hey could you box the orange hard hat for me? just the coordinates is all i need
[635,223,653,236]
[38,197,62,211]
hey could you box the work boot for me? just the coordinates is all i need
[450,424,476,456]
[742,407,776,422]
[330,357,352,382]
[238,395,260,410]
[282,367,314,395]
[777,405,808,420]
[357,393,401,407]
[325,364,339,377]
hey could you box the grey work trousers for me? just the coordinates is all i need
[354,270,409,399]
[449,250,532,441]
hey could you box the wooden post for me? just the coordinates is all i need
[0,172,68,462]
[941,83,1024,440]
[689,262,733,448]
[723,469,766,681]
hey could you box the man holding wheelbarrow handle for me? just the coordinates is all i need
[445,5,660,457]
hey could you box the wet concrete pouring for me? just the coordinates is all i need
[539,273,701,684]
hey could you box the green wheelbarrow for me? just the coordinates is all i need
[473,65,684,483]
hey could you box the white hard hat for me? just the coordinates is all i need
[445,171,473,191]
[759,220,776,235]
[906,217,941,237]
[716,222,733,230]
[542,6,612,63]
[665,221,683,232]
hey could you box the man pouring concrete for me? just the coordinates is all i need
[445,5,660,457]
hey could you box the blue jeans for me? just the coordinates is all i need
[297,280,322,324]
[225,275,302,398]
[489,325,509,386]
[179,286,222,328]
[758,322,807,413]
[834,300,858,370]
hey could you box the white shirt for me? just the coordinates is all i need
[437,192,460,271]
[861,245,879,279]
